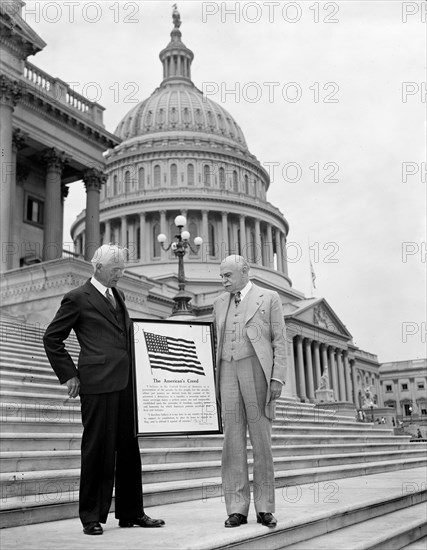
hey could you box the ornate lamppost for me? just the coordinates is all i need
[157,215,203,317]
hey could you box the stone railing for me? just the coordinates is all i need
[23,61,105,126]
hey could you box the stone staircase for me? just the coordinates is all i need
[1,319,426,549]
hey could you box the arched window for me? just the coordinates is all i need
[219,167,225,189]
[113,175,118,195]
[124,171,130,194]
[138,167,145,189]
[170,163,178,186]
[187,164,194,185]
[244,175,249,195]
[208,223,216,256]
[233,170,238,192]
[204,165,211,186]
[152,222,160,257]
[154,165,161,187]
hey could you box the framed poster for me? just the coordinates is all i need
[131,319,222,437]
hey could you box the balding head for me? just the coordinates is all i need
[219,255,250,293]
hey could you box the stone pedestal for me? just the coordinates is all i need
[317,401,357,418]
[315,388,335,403]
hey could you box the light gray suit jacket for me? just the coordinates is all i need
[213,283,287,419]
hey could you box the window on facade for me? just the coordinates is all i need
[421,408,427,416]
[113,175,118,195]
[154,165,161,187]
[124,171,130,193]
[233,170,238,192]
[401,383,408,391]
[187,164,194,185]
[244,175,249,195]
[204,165,211,186]
[25,196,44,226]
[385,385,392,392]
[138,167,145,189]
[417,383,425,389]
[170,163,178,186]
[219,167,225,189]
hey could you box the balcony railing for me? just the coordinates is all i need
[23,61,104,125]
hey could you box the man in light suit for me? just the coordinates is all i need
[43,244,164,535]
[213,255,287,528]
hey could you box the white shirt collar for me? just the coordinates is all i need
[237,280,252,301]
[90,276,110,297]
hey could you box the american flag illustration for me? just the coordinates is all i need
[143,331,205,376]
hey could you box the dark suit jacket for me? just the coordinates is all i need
[43,279,131,394]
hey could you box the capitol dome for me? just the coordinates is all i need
[71,8,294,315]
[114,15,247,151]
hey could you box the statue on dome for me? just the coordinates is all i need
[172,4,181,28]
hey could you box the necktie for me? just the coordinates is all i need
[234,291,241,307]
[105,288,116,309]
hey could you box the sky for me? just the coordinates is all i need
[21,1,426,363]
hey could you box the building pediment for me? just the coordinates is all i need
[285,298,352,339]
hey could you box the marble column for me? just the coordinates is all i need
[160,210,167,260]
[350,359,357,406]
[43,148,66,261]
[275,229,283,273]
[336,350,347,401]
[254,219,261,265]
[281,233,288,276]
[0,77,22,271]
[239,214,246,257]
[202,210,209,253]
[139,213,146,262]
[10,130,26,269]
[121,215,128,248]
[343,351,353,403]
[304,338,315,401]
[83,168,106,261]
[328,346,339,400]
[295,336,307,401]
[104,219,111,245]
[265,224,274,269]
[221,211,228,258]
[313,341,321,389]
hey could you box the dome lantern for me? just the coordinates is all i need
[159,5,194,86]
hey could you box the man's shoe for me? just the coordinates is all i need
[224,513,247,528]
[83,522,103,535]
[118,514,165,528]
[256,512,277,527]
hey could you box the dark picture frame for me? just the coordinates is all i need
[131,318,222,437]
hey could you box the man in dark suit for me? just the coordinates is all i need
[43,244,164,535]
[213,255,287,528]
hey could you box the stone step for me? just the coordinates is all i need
[0,467,425,536]
[0,379,71,396]
[0,335,79,352]
[0,390,80,408]
[2,417,82,433]
[2,447,425,476]
[0,369,62,385]
[285,502,427,549]
[1,456,424,504]
[0,432,412,453]
[401,536,427,550]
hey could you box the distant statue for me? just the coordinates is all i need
[318,366,329,390]
[362,385,376,408]
[172,4,181,28]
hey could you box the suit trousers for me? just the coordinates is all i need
[79,378,143,524]
[219,355,275,516]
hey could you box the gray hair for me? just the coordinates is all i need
[90,244,127,272]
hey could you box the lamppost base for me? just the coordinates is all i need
[170,290,194,317]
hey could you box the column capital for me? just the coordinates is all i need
[43,148,67,173]
[61,182,69,201]
[12,128,27,152]
[83,168,107,192]
[0,75,22,108]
